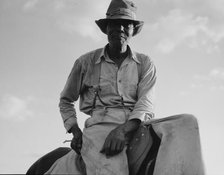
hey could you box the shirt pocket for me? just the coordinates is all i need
[124,83,138,100]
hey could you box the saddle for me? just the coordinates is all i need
[127,124,161,175]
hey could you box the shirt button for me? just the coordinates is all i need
[118,80,121,83]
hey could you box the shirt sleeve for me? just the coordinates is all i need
[128,56,156,122]
[59,59,83,132]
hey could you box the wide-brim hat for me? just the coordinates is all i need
[95,0,144,36]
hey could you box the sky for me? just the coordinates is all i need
[0,0,224,174]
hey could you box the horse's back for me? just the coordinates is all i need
[26,147,71,174]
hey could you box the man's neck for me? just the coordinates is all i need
[107,44,128,60]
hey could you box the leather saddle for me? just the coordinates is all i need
[126,124,161,175]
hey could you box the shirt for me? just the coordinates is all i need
[59,45,156,131]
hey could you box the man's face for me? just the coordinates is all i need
[106,19,134,48]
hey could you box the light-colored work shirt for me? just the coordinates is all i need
[59,45,156,131]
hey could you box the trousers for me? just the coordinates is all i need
[45,108,130,175]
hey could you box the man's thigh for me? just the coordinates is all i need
[81,124,129,175]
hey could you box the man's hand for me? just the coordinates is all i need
[70,124,83,155]
[100,125,126,157]
[100,119,141,157]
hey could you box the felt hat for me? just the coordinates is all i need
[95,0,144,36]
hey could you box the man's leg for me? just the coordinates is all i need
[81,124,129,175]
[151,114,205,175]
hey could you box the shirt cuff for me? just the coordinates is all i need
[64,117,77,132]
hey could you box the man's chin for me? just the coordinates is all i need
[111,38,126,45]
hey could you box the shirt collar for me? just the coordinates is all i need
[95,44,141,64]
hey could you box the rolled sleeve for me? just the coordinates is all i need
[59,59,83,132]
[128,57,156,122]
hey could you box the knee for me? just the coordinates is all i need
[177,113,199,128]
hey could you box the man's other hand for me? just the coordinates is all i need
[100,119,141,157]
[70,124,83,155]
[100,125,126,157]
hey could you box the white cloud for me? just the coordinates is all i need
[19,0,109,41]
[194,68,224,83]
[138,0,224,54]
[148,9,224,54]
[180,68,224,96]
[53,0,67,11]
[209,68,224,80]
[19,0,224,45]
[52,0,109,41]
[57,15,103,41]
[0,95,34,121]
[192,68,224,91]
[23,0,39,11]
[161,0,224,16]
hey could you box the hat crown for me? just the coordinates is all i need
[95,0,144,36]
[106,0,137,20]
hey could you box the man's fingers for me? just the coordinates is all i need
[100,140,108,154]
[105,140,111,156]
[111,140,117,152]
[120,140,125,149]
[70,136,82,155]
[100,138,111,155]
[77,137,82,145]
[117,140,123,151]
[101,141,126,156]
[100,129,126,156]
[100,147,105,153]
[112,140,123,155]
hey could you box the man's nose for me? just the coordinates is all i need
[116,24,125,32]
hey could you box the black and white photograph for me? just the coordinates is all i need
[0,0,223,174]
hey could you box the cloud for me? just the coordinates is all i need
[192,68,224,91]
[19,0,224,45]
[23,0,39,11]
[57,15,103,41]
[138,0,224,54]
[180,67,224,96]
[54,0,109,41]
[35,0,109,41]
[0,95,34,121]
[160,0,224,17]
[147,9,224,54]
[209,68,224,80]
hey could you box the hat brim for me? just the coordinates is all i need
[95,18,144,36]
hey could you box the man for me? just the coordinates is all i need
[43,0,205,174]
[46,0,156,174]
